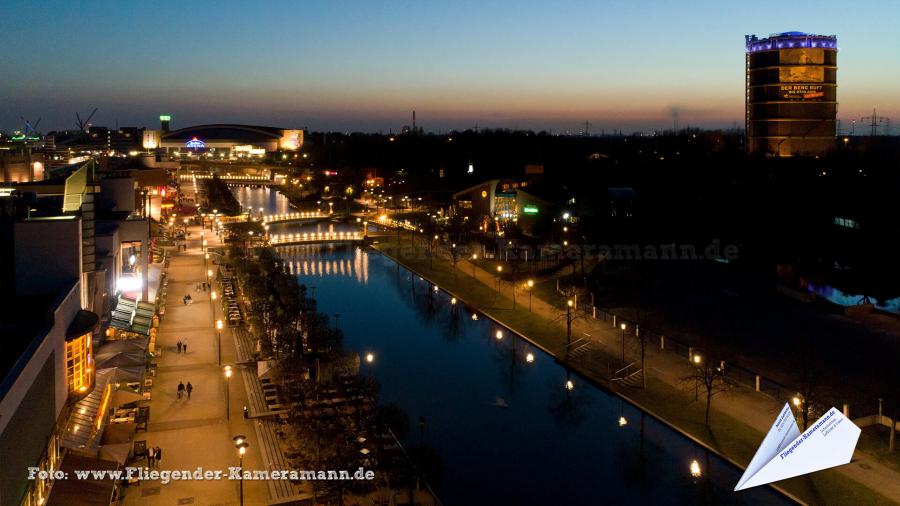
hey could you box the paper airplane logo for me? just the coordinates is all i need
[735,403,861,490]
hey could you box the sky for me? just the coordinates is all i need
[1,0,899,134]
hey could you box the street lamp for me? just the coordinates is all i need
[471,253,478,277]
[692,354,702,400]
[496,265,503,295]
[526,279,534,312]
[365,352,375,363]
[620,323,627,362]
[224,366,233,420]
[566,300,574,351]
[216,319,224,366]
[233,436,249,506]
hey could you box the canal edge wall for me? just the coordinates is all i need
[369,244,807,506]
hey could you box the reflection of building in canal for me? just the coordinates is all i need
[277,246,369,284]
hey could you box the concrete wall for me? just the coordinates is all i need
[0,281,81,505]
[100,177,136,213]
[1,151,45,183]
[14,218,82,297]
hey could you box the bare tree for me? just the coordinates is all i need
[684,356,735,428]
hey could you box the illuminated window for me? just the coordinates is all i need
[66,332,93,395]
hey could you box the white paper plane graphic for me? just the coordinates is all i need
[735,404,860,491]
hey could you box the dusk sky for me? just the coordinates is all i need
[2,0,899,133]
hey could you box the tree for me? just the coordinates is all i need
[684,355,734,428]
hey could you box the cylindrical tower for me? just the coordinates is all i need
[745,32,837,157]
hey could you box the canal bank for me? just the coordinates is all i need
[239,189,785,504]
[368,237,896,506]
[234,185,893,504]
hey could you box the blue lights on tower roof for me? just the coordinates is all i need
[745,32,837,53]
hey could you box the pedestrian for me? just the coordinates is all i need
[177,340,182,353]
[155,447,162,468]
[177,381,185,400]
[182,339,188,354]
[186,381,193,399]
[147,447,155,468]
[182,295,187,305]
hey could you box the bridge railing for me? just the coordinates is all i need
[262,212,326,224]
[269,231,363,244]
[375,215,418,231]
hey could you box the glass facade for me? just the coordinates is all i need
[65,332,93,395]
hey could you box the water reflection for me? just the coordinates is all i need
[235,186,792,506]
[276,245,369,284]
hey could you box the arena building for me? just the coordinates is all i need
[144,117,303,156]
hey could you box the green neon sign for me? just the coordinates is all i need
[159,115,171,121]
[522,205,539,214]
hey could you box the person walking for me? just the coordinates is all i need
[177,381,185,400]
[186,381,193,400]
[154,447,162,468]
[147,447,155,468]
[182,339,188,354]
[177,340,183,353]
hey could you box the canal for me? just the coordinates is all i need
[235,187,793,506]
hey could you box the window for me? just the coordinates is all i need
[66,333,93,394]
[834,217,859,229]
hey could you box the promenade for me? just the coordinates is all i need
[375,238,900,506]
[121,185,267,506]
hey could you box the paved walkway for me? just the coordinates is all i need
[472,256,900,503]
[122,185,268,506]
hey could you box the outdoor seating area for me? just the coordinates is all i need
[221,275,243,327]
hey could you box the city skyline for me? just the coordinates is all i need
[2,0,899,133]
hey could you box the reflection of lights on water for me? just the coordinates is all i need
[618,416,628,427]
[471,314,478,320]
[280,246,369,284]
[690,459,702,478]
[525,352,534,363]
[565,380,574,391]
[450,297,457,305]
[495,330,503,340]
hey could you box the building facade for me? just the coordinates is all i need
[745,32,838,157]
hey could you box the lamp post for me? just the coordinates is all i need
[471,254,478,277]
[566,300,574,351]
[620,323,627,362]
[224,366,232,420]
[527,279,534,312]
[233,436,249,506]
[430,234,438,270]
[692,354,702,400]
[496,265,503,295]
[216,319,224,367]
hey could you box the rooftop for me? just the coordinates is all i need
[745,32,837,53]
